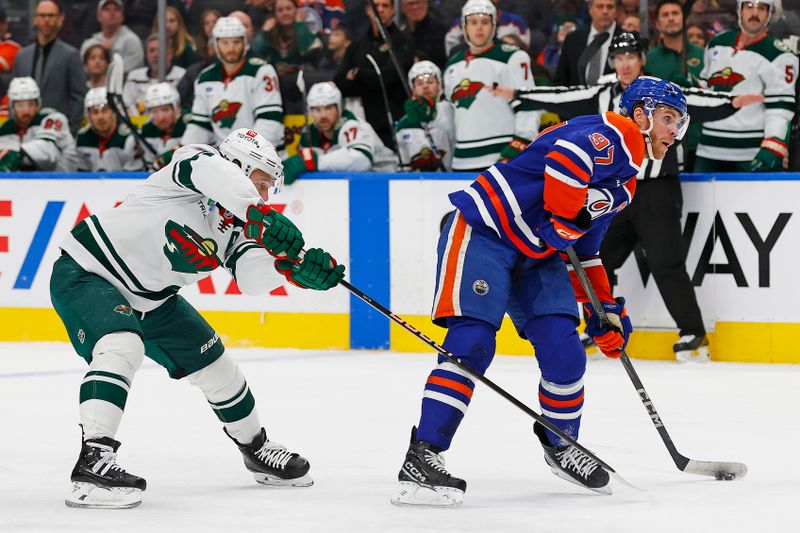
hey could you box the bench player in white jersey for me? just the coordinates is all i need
[444,0,540,171]
[396,60,455,171]
[52,128,345,509]
[0,77,80,171]
[138,82,189,170]
[181,17,285,151]
[695,0,798,172]
[76,87,144,172]
[281,81,398,184]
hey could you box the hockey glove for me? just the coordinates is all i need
[584,297,632,359]
[536,208,591,250]
[282,148,318,185]
[751,137,788,172]
[498,136,531,163]
[244,205,304,260]
[275,248,346,290]
[153,147,179,170]
[0,149,21,172]
[401,95,437,128]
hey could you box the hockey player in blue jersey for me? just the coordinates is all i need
[391,77,690,507]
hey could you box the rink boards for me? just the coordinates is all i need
[0,171,798,363]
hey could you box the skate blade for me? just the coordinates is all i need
[253,472,314,487]
[675,346,710,364]
[65,482,143,509]
[543,457,612,496]
[390,481,464,508]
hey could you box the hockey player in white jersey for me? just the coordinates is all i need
[0,77,80,171]
[181,17,285,150]
[281,81,398,184]
[138,82,189,170]
[52,128,345,509]
[444,0,539,171]
[396,60,455,171]
[76,87,144,172]
[695,0,798,172]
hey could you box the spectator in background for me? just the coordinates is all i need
[688,0,736,34]
[617,0,639,25]
[123,0,185,42]
[444,0,530,57]
[196,9,222,60]
[400,0,447,68]
[245,0,277,30]
[297,0,346,35]
[80,0,145,74]
[555,0,621,86]
[77,87,143,171]
[318,25,352,73]
[537,14,576,77]
[685,20,709,47]
[334,0,414,148]
[83,43,112,89]
[621,14,640,32]
[185,0,249,32]
[0,7,20,74]
[251,0,323,75]
[153,6,199,69]
[123,35,186,116]
[13,0,87,131]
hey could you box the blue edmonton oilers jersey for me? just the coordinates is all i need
[449,112,645,257]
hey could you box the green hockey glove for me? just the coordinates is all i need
[282,148,318,185]
[400,95,437,128]
[244,205,304,260]
[498,136,531,163]
[750,137,788,172]
[153,147,179,170]
[0,150,22,172]
[275,248,345,290]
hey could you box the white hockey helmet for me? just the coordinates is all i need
[407,60,442,92]
[8,77,41,119]
[737,0,775,34]
[85,87,110,112]
[145,82,180,113]
[212,16,249,57]
[219,128,285,194]
[307,81,342,110]
[461,0,497,47]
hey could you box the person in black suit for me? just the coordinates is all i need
[555,0,620,86]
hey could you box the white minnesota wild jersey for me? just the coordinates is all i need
[0,108,80,171]
[139,113,189,167]
[307,110,398,171]
[59,144,284,312]
[699,30,798,161]
[76,123,144,171]
[183,58,285,150]
[443,43,540,171]
[396,100,455,170]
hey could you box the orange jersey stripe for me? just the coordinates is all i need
[474,175,555,259]
[546,150,590,183]
[543,172,588,219]
[539,391,584,408]
[428,375,474,399]
[434,214,468,319]
[604,112,645,168]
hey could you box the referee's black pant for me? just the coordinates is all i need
[600,176,706,338]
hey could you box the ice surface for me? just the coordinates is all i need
[1,343,798,533]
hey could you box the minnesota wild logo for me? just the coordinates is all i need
[163,220,221,273]
[707,67,744,91]
[451,78,485,109]
[212,100,243,128]
[114,304,133,316]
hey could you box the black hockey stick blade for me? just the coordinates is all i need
[339,278,641,491]
[564,246,748,481]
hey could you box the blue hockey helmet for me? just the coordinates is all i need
[619,76,690,142]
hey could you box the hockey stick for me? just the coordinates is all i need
[563,246,748,480]
[365,0,446,171]
[339,278,638,490]
[365,53,404,159]
[106,53,160,159]
[296,67,312,149]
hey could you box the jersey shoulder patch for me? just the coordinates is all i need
[707,30,738,48]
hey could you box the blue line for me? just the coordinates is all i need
[348,177,390,349]
[14,201,65,289]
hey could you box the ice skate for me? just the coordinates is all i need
[226,428,313,487]
[674,334,710,363]
[533,422,611,495]
[65,436,146,509]
[391,427,466,508]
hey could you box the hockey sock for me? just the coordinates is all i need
[80,332,144,440]
[417,317,496,451]
[186,353,261,444]
[524,314,586,447]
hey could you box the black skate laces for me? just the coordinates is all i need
[255,441,294,470]
[423,449,449,474]
[555,446,600,479]
[87,442,125,477]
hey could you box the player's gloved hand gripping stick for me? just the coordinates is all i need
[564,246,748,481]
